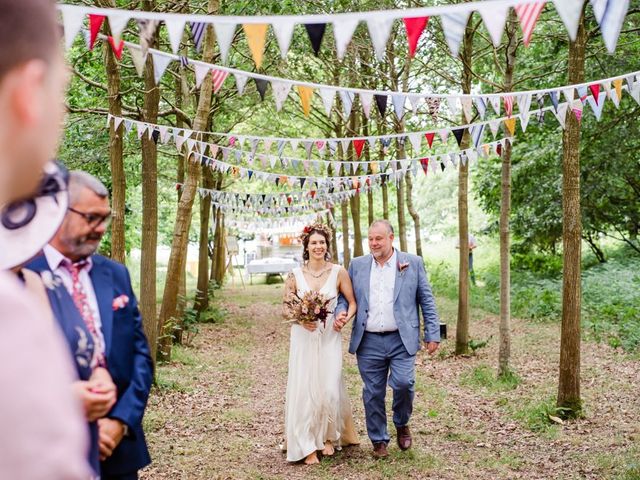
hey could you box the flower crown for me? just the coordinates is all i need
[299,222,333,243]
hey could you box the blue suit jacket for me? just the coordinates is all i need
[337,251,440,356]
[28,254,154,476]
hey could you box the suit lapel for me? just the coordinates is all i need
[393,250,405,303]
[89,256,114,358]
[361,255,373,309]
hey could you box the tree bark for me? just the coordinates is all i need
[157,2,218,362]
[455,17,475,356]
[557,14,586,418]
[214,211,226,284]
[341,200,351,268]
[349,109,364,258]
[100,0,125,263]
[195,167,214,313]
[382,182,389,220]
[396,176,408,252]
[498,10,518,378]
[405,173,422,258]
[139,6,159,364]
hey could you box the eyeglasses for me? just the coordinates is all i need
[68,207,112,228]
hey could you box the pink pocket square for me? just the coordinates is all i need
[112,294,130,311]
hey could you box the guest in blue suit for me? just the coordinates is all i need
[28,170,154,480]
[335,219,440,459]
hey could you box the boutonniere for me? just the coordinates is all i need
[40,270,62,290]
[112,294,130,311]
[398,261,410,276]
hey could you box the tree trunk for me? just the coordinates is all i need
[328,209,339,262]
[214,211,226,284]
[455,18,474,356]
[101,0,125,263]
[195,160,214,313]
[396,176,408,252]
[348,109,364,258]
[405,173,422,258]
[498,10,518,378]
[557,14,586,418]
[382,182,389,220]
[157,3,218,362]
[139,10,159,364]
[341,200,351,268]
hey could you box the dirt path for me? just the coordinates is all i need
[140,285,640,480]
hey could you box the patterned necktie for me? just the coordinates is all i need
[62,259,106,368]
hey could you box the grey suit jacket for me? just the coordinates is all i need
[337,250,440,356]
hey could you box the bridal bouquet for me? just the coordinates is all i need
[284,291,333,327]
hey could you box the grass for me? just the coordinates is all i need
[459,364,521,392]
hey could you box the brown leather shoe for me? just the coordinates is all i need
[372,442,389,459]
[396,425,412,451]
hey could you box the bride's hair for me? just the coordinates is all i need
[300,222,333,262]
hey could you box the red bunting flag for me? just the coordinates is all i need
[107,36,124,60]
[589,84,601,104]
[310,191,317,199]
[89,14,106,50]
[353,139,366,158]
[503,95,514,117]
[211,69,229,94]
[424,132,435,148]
[403,17,429,58]
[287,196,292,205]
[514,3,545,47]
[420,158,429,174]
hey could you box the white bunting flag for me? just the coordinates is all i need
[165,18,186,54]
[213,22,236,64]
[392,94,406,119]
[334,18,360,60]
[591,0,629,53]
[272,20,296,58]
[408,132,422,154]
[489,96,501,115]
[234,73,248,95]
[552,0,584,41]
[152,53,172,85]
[517,93,532,115]
[319,88,335,116]
[272,81,293,111]
[586,91,607,119]
[194,63,210,88]
[360,92,374,119]
[447,97,459,117]
[461,97,473,122]
[563,87,575,103]
[60,5,85,49]
[520,111,531,131]
[367,17,394,61]
[553,102,569,128]
[339,90,355,117]
[108,13,129,42]
[474,97,488,119]
[478,4,509,46]
[489,119,501,137]
[128,45,145,77]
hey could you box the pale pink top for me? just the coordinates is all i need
[0,272,90,479]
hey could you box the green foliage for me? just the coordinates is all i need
[460,364,521,392]
[512,396,569,433]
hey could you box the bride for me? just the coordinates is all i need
[282,222,359,464]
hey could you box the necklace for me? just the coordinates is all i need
[304,263,330,278]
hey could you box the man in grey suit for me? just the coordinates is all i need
[335,219,440,458]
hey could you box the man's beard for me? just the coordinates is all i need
[71,232,102,258]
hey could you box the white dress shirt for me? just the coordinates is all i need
[43,244,106,359]
[366,249,398,333]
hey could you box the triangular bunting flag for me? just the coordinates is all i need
[504,118,517,136]
[137,19,158,57]
[297,85,314,117]
[439,129,449,144]
[553,102,569,128]
[571,99,583,122]
[305,23,326,56]
[517,93,532,115]
[367,17,394,61]
[514,2,546,47]
[59,5,85,49]
[489,96,500,115]
[194,63,210,88]
[89,14,106,50]
[212,69,229,94]
[392,94,406,119]
[243,24,269,69]
[107,13,129,42]
[470,124,485,148]
[333,18,359,60]
[440,10,471,57]
[474,97,488,119]
[165,18,186,54]
[353,139,366,159]
[375,94,388,117]
[478,4,509,46]
[214,23,236,64]
[108,36,124,60]
[190,22,206,52]
[403,17,429,57]
[272,20,295,58]
[592,0,629,53]
[504,95,514,117]
[489,119,501,137]
[339,91,355,118]
[152,53,172,85]
[425,132,435,148]
[461,97,473,122]
[550,90,559,111]
[408,133,422,154]
[360,92,374,119]
[586,91,607,120]
[589,84,601,104]
[452,127,466,147]
[553,0,584,41]
[447,97,459,117]
[273,82,293,111]
[254,78,269,101]
[520,111,531,131]
[235,74,248,95]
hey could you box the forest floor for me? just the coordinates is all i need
[140,284,640,480]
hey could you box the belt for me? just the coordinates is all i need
[366,330,399,336]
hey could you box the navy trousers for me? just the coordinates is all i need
[356,331,416,444]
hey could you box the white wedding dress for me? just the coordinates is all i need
[284,264,359,462]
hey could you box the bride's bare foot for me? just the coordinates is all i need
[322,441,335,456]
[304,451,319,465]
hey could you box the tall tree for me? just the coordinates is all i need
[557,13,587,417]
[139,0,160,363]
[455,17,476,356]
[157,0,218,362]
[497,10,518,378]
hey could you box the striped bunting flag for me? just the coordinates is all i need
[211,69,229,94]
[590,0,629,53]
[514,2,546,47]
[503,95,514,117]
[190,22,206,52]
[440,11,470,57]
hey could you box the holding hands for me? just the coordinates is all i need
[72,367,117,422]
[333,311,349,332]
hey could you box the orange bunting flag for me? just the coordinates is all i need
[613,78,623,102]
[297,85,314,117]
[370,162,379,174]
[242,23,269,69]
[504,118,517,136]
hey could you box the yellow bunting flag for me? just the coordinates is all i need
[297,85,314,117]
[613,78,623,102]
[482,144,490,156]
[242,23,268,69]
[504,118,516,136]
[370,161,379,174]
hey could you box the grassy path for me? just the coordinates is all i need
[140,284,640,479]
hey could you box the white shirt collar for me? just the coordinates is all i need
[372,248,397,269]
[43,244,93,272]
